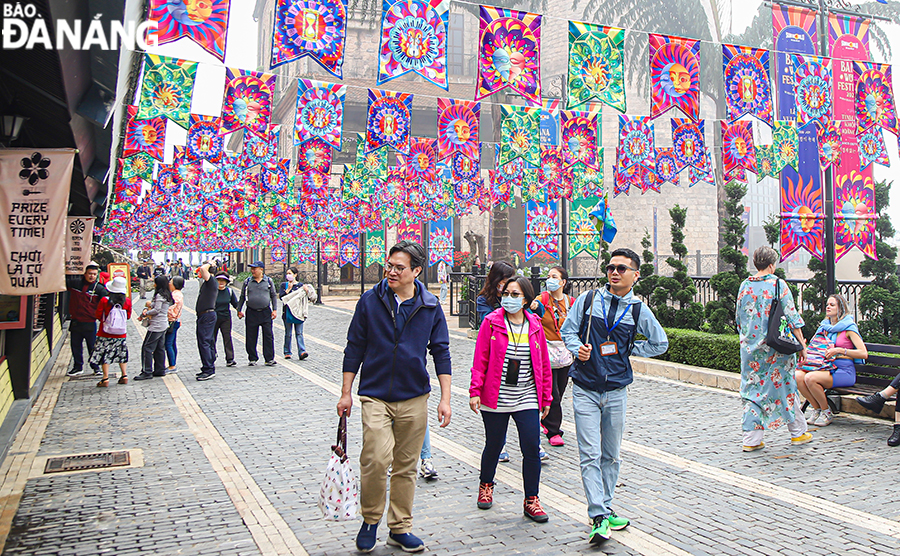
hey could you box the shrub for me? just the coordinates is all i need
[651,328,741,373]
[706,181,749,333]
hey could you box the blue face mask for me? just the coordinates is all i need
[545,278,561,292]
[501,296,524,314]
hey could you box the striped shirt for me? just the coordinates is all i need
[483,317,539,413]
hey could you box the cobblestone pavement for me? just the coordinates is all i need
[2,280,900,555]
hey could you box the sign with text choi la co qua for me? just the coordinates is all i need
[65,216,94,275]
[0,149,74,295]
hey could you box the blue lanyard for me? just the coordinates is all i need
[600,295,629,340]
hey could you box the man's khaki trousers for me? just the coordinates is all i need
[359,393,428,533]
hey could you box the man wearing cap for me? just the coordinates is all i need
[195,262,219,381]
[237,262,278,367]
[66,261,109,376]
[214,271,240,367]
[136,260,152,300]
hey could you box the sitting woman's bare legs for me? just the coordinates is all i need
[795,370,819,409]
[803,371,833,411]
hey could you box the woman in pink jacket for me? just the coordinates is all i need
[469,276,553,523]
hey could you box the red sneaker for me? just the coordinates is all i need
[524,496,549,522]
[548,434,564,447]
[477,482,494,509]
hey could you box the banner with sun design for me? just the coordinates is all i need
[436,97,479,161]
[654,147,680,186]
[366,89,413,154]
[571,155,604,198]
[499,105,540,167]
[295,79,345,149]
[568,196,601,258]
[355,132,388,179]
[525,200,558,261]
[636,165,661,194]
[271,0,346,77]
[854,62,897,136]
[560,108,600,170]
[240,125,279,169]
[648,33,700,121]
[790,55,833,128]
[817,121,841,170]
[124,105,167,161]
[834,169,877,261]
[185,115,224,164]
[567,21,625,112]
[222,68,276,138]
[363,229,385,266]
[404,138,439,183]
[755,146,774,180]
[722,44,773,125]
[297,137,333,175]
[149,0,231,62]
[670,118,710,173]
[721,121,757,176]
[137,54,198,128]
[772,121,799,173]
[829,13,870,63]
[539,145,563,194]
[858,127,890,169]
[616,116,655,171]
[378,0,449,90]
[427,218,453,266]
[476,6,541,106]
[780,170,824,261]
[120,152,155,182]
[687,165,715,187]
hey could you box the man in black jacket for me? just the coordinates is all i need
[338,241,451,553]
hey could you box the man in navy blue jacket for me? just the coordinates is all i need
[338,240,452,554]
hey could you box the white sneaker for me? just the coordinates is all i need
[419,458,438,480]
[805,408,821,425]
[66,368,85,377]
[813,409,834,427]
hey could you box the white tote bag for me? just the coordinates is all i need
[318,414,360,521]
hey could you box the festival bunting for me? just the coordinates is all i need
[295,79,345,149]
[617,116,655,170]
[297,138,333,175]
[149,0,231,62]
[185,115,224,164]
[671,118,710,173]
[222,68,276,138]
[271,0,347,77]
[567,21,625,112]
[817,121,841,169]
[296,237,316,263]
[365,230,385,266]
[397,221,422,243]
[854,62,898,135]
[499,105,540,167]
[405,138,439,183]
[436,98,479,161]
[137,54,197,128]
[649,33,700,121]
[687,165,715,187]
[428,218,453,265]
[525,201,558,261]
[476,6,542,106]
[772,121,799,173]
[450,148,480,183]
[241,125,279,169]
[539,145,564,197]
[120,152,155,183]
[722,44,773,125]
[378,0,449,90]
[366,89,413,154]
[858,127,890,169]
[791,55,833,127]
[721,121,757,176]
[780,170,825,260]
[755,145,774,180]
[124,105,166,162]
[339,232,360,267]
[321,237,339,263]
[572,156,604,198]
[568,196,601,258]
[560,109,600,169]
[834,169,877,261]
[655,147,680,186]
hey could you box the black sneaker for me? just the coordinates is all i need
[134,373,154,381]
[264,361,276,366]
[889,424,900,447]
[248,361,257,367]
[67,368,85,377]
[857,393,886,414]
[298,352,309,360]
[196,372,215,381]
[225,361,237,367]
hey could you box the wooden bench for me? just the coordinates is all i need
[824,343,900,417]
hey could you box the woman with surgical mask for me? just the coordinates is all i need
[469,276,553,523]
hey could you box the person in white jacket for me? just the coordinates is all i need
[279,268,317,360]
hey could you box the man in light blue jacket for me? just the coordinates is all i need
[560,247,668,545]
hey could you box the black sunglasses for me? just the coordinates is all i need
[606,264,636,274]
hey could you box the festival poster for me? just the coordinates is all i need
[525,200,558,261]
[655,147,680,186]
[295,79,346,149]
[560,108,600,169]
[568,196,600,258]
[616,116,655,170]
[124,105,166,162]
[366,89,413,154]
[648,33,700,121]
[499,105,540,167]
[428,218,453,266]
[567,21,625,112]
[271,0,347,77]
[436,98,479,161]
[405,138,439,183]
[791,55,833,128]
[136,54,198,129]
[722,44,773,125]
[149,0,231,62]
[476,6,542,106]
[378,0,449,90]
[221,68,276,138]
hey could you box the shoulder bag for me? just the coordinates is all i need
[543,292,575,369]
[766,279,803,355]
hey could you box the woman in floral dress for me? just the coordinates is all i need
[735,246,813,452]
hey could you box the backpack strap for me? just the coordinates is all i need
[579,290,596,346]
[628,302,642,353]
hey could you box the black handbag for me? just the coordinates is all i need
[766,279,803,355]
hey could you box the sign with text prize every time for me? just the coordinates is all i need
[0,149,74,296]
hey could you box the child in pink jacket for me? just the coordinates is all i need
[469,276,553,523]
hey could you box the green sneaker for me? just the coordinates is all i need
[608,510,630,531]
[589,516,610,544]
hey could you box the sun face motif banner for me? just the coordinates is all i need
[297,137,333,175]
[525,200,558,261]
[124,105,167,162]
[378,0,449,90]
[366,89,413,154]
[791,55,833,128]
[436,98,479,161]
[755,145,774,180]
[773,5,817,120]
[858,127,890,169]
[648,34,700,121]
[817,121,841,170]
[295,79,345,149]
[241,125,279,169]
[780,170,824,261]
[568,196,601,258]
[405,138,439,183]
[834,169,877,261]
[137,54,198,128]
[854,62,898,136]
[722,44,773,125]
[499,105,540,167]
[222,68,276,138]
[539,145,563,195]
[721,121,757,176]
[121,152,155,182]
[772,121,799,173]
[185,115,224,164]
[476,6,541,106]
[428,218,453,266]
[365,230,386,266]
[617,116,655,171]
[560,108,600,170]
[567,21,625,112]
[830,14,870,119]
[149,0,231,63]
[271,0,347,77]
[671,118,710,173]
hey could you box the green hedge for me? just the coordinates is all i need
[652,328,741,373]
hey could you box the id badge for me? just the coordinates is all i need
[599,342,618,356]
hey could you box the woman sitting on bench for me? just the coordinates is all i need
[795,294,867,427]
[857,377,900,446]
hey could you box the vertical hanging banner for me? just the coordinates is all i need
[149,0,231,62]
[271,0,347,77]
[721,121,757,176]
[297,236,317,263]
[222,68,276,138]
[476,6,542,106]
[185,114,224,164]
[560,108,600,169]
[499,105,540,167]
[295,79,346,149]
[378,0,449,90]
[567,21,625,112]
[654,147,680,185]
[339,232,361,267]
[436,98,480,161]
[525,200,558,261]
[136,54,198,128]
[854,62,898,136]
[773,4,818,120]
[780,168,825,261]
[568,196,600,258]
[405,138,439,183]
[755,145,774,180]
[0,150,74,295]
[772,121,799,173]
[124,105,167,162]
[617,116,655,170]
[366,89,413,154]
[648,33,700,121]
[671,118,710,173]
[857,127,890,169]
[791,55,833,128]
[65,217,94,275]
[722,44,773,126]
[817,122,841,170]
[396,221,422,243]
[834,170,877,261]
[428,218,453,266]
[365,229,386,266]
